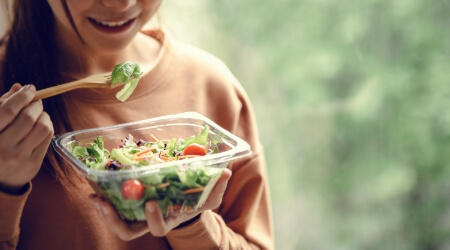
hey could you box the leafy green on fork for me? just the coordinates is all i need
[111,61,143,102]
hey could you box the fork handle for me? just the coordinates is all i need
[0,81,103,104]
[31,80,101,100]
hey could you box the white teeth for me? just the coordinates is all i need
[94,19,128,27]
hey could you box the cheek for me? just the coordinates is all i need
[47,0,92,18]
[46,0,72,30]
[66,0,95,16]
[52,0,94,38]
[141,0,163,20]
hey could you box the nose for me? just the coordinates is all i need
[99,0,136,11]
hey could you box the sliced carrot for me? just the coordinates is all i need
[170,204,183,211]
[163,157,176,162]
[105,159,112,168]
[159,154,176,162]
[167,204,183,215]
[135,155,152,161]
[135,146,156,156]
[182,187,205,194]
[157,182,170,189]
[149,134,159,142]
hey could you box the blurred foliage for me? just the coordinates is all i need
[162,1,450,249]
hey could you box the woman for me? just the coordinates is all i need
[0,0,273,249]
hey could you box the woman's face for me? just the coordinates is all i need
[47,0,162,54]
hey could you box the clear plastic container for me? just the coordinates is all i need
[53,112,251,221]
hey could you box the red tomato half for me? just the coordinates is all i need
[121,179,144,200]
[183,143,207,156]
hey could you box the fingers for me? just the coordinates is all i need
[25,111,54,155]
[0,83,22,98]
[30,126,54,162]
[144,201,169,237]
[0,85,36,132]
[3,100,45,146]
[201,168,232,210]
[3,131,55,189]
[144,201,200,237]
[144,169,232,236]
[0,100,53,158]
[88,194,150,241]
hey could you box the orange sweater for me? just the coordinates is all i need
[0,30,274,250]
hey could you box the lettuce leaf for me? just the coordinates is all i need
[111,61,143,102]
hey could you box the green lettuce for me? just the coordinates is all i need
[111,61,143,102]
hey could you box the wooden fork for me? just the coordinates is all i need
[0,72,126,104]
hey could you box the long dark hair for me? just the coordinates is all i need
[1,0,79,186]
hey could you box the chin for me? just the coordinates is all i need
[90,39,135,55]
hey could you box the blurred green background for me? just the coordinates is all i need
[161,1,450,249]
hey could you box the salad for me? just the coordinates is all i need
[71,125,224,221]
[111,61,143,102]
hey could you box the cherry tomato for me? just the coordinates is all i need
[183,143,207,156]
[121,179,144,200]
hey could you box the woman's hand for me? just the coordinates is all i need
[89,168,232,241]
[0,84,54,194]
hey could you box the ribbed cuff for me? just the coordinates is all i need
[174,213,201,229]
[0,182,31,240]
[166,210,224,249]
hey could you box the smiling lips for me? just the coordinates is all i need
[88,17,136,34]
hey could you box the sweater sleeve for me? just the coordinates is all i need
[161,40,273,249]
[166,83,274,249]
[0,183,31,250]
[166,152,273,250]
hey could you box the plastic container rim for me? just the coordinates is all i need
[52,112,252,178]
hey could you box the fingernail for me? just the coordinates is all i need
[22,85,34,92]
[147,203,155,213]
